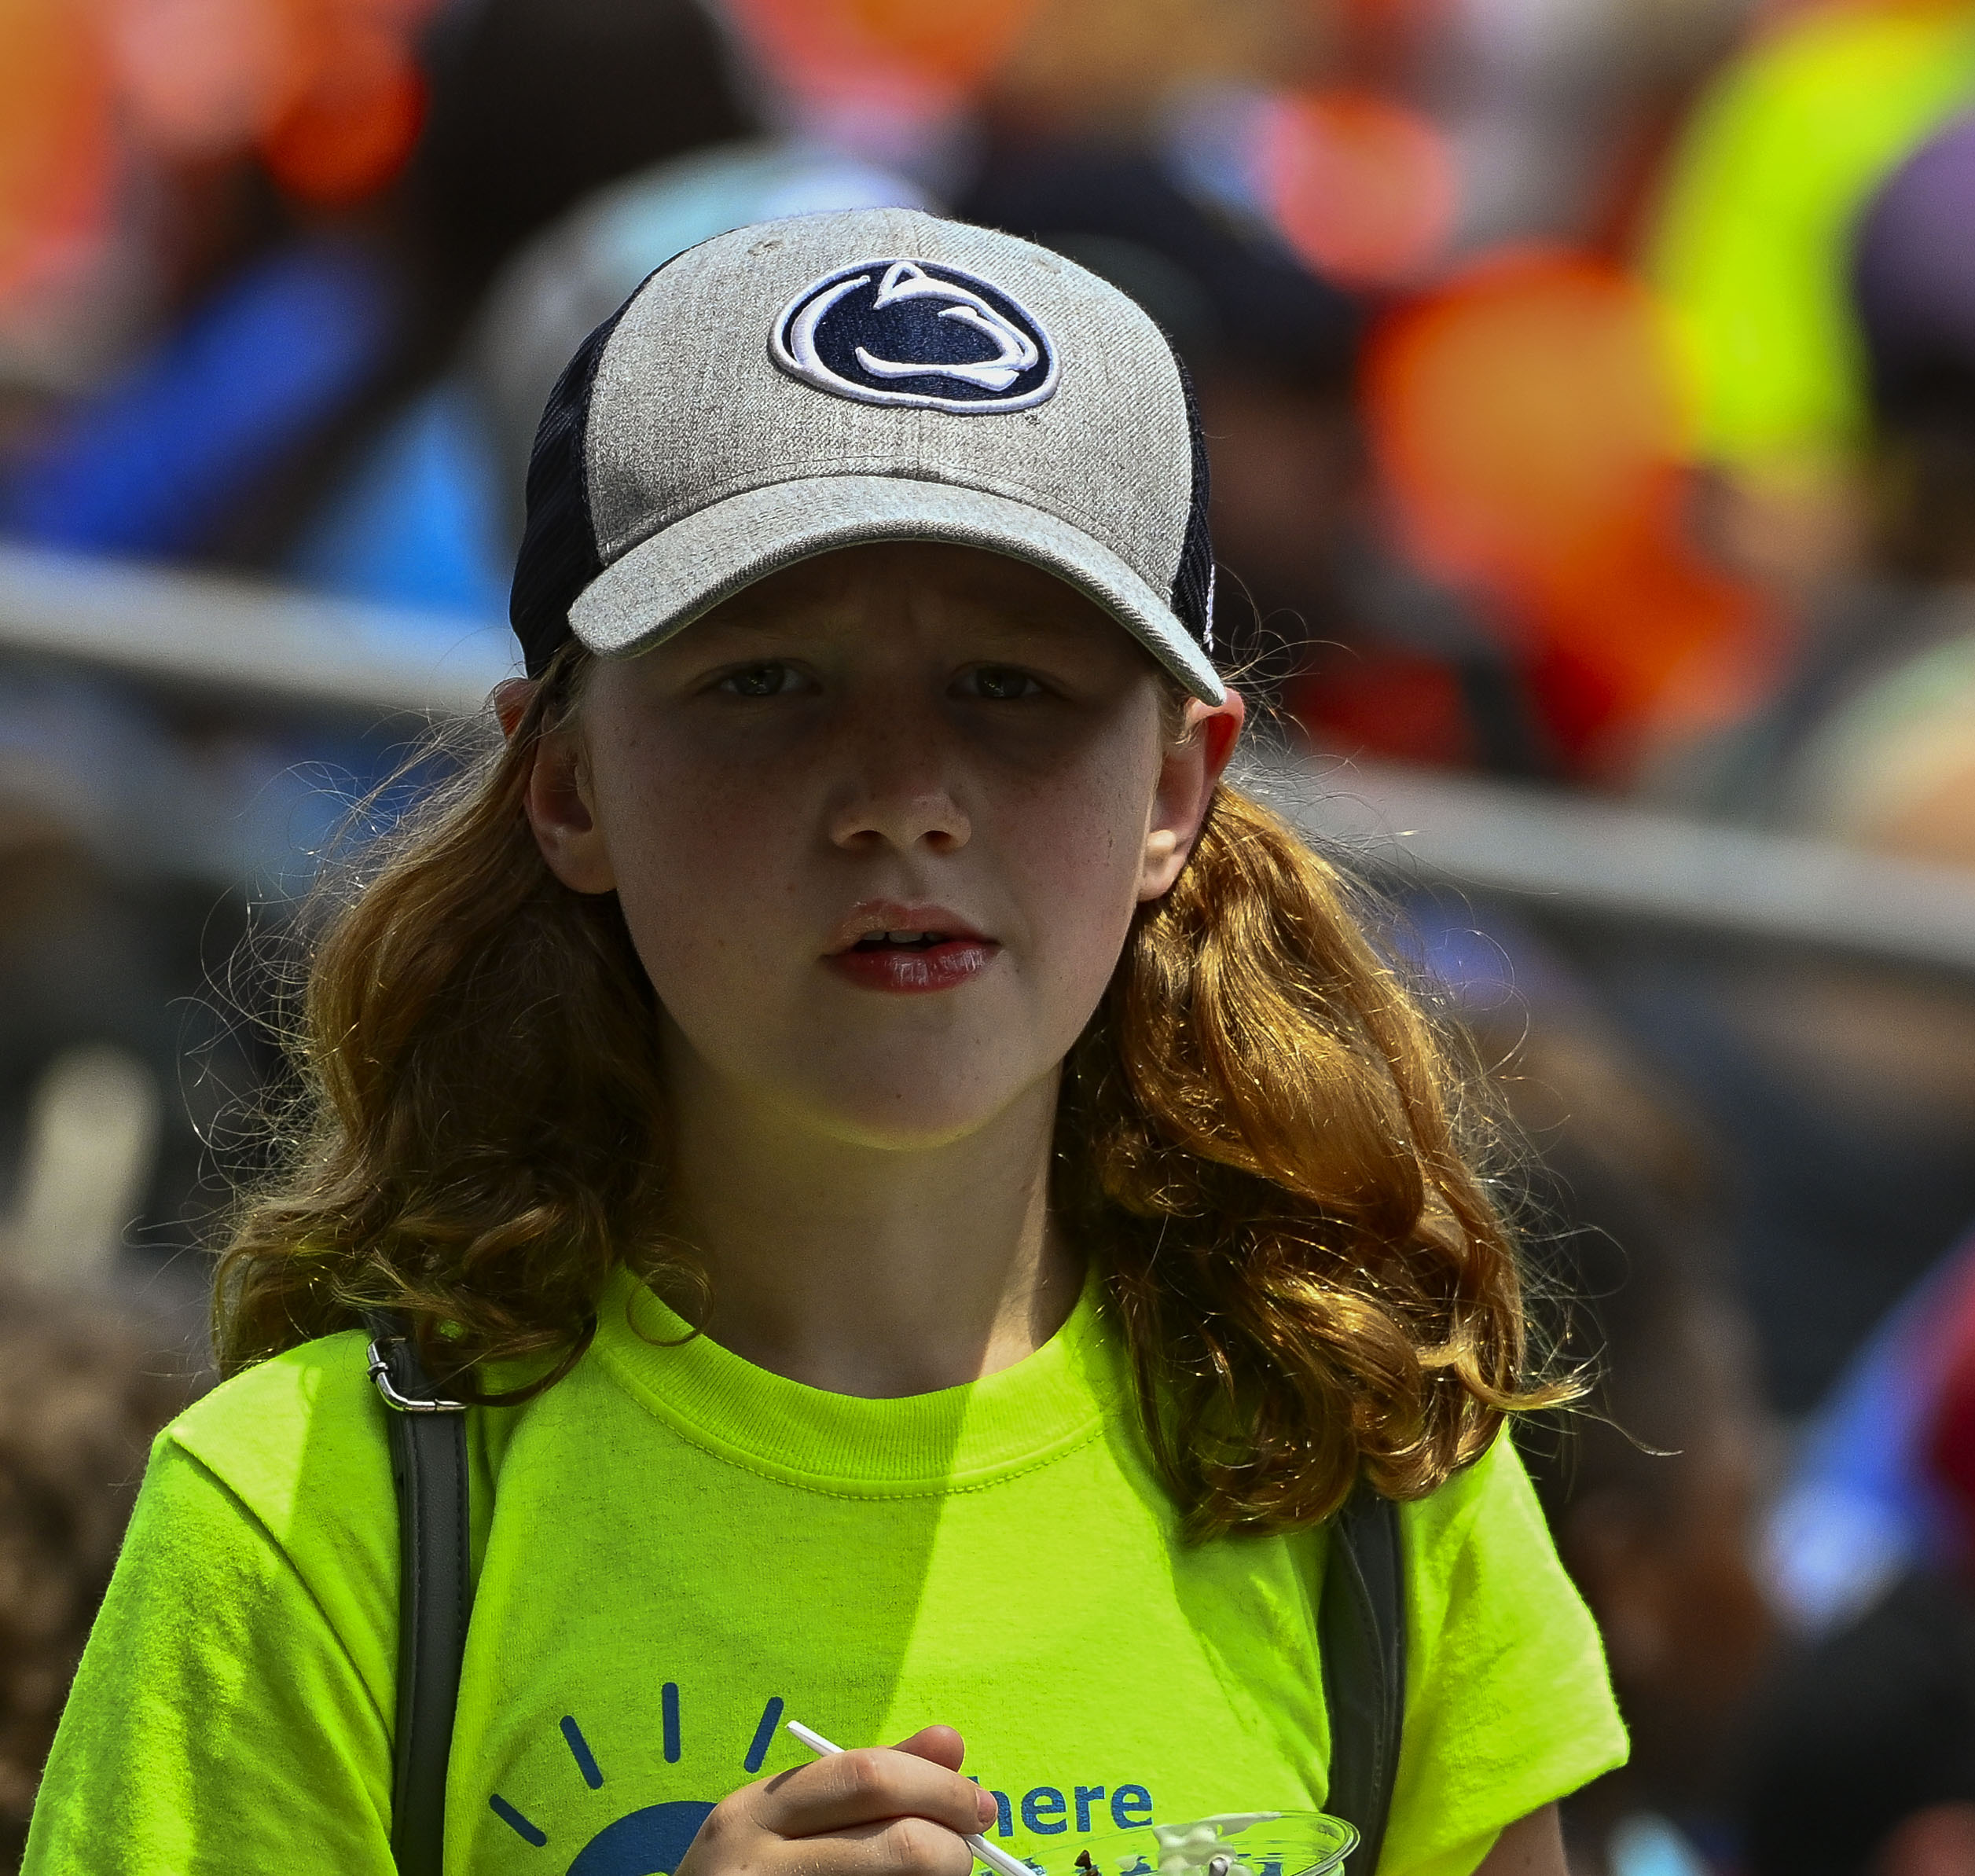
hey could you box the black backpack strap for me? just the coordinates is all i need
[364,1312,472,1876]
[1319,1476,1406,1876]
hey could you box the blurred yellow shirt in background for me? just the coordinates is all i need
[1651,0,1975,472]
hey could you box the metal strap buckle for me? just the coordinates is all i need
[366,1335,470,1414]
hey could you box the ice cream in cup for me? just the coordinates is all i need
[1070,1811,1357,1876]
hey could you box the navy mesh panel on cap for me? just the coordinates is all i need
[509,296,636,677]
[1169,351,1215,650]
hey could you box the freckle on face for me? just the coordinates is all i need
[577,542,1173,1148]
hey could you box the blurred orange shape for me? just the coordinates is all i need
[725,0,1043,96]
[0,0,114,305]
[1363,248,1773,768]
[1258,89,1459,290]
[1367,249,1681,588]
[259,18,426,206]
[108,0,439,200]
[106,0,310,155]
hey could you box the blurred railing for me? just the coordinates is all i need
[6,542,1975,976]
[1247,758,1975,978]
[0,542,510,719]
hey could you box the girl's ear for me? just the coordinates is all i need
[523,717,619,896]
[1138,687,1246,903]
[492,678,534,740]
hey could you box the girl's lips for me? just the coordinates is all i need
[825,938,999,994]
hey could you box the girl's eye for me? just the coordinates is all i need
[715,663,805,698]
[960,666,1045,701]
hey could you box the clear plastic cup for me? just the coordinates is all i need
[1064,1812,1358,1876]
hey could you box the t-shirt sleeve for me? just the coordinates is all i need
[23,1426,396,1874]
[1378,1430,1628,1876]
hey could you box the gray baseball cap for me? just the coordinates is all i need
[509,206,1224,703]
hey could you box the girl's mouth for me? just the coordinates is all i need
[827,929,999,993]
[853,931,950,950]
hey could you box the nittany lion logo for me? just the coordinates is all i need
[769,259,1059,414]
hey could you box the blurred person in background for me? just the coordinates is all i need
[0,0,446,567]
[1462,7,1975,1430]
[1650,0,1975,613]
[1335,0,1780,787]
[1590,110,1975,1418]
[1690,112,1975,872]
[1737,1227,1975,1876]
[0,0,758,596]
[1359,248,1773,779]
[1516,1056,1773,1876]
[0,1276,200,1870]
[1437,937,1777,1876]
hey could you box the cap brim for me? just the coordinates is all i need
[567,474,1225,704]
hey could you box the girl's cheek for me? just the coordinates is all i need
[1019,836,1147,989]
[611,757,757,876]
[1022,769,1151,894]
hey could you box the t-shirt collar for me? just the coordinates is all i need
[588,1263,1130,1496]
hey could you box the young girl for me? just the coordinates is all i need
[25,209,1624,1876]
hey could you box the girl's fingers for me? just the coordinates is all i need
[762,1746,993,1839]
[889,1727,992,1829]
[791,1813,984,1876]
[680,1783,979,1876]
[890,1724,967,1775]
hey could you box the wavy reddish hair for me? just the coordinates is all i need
[215,644,1569,1533]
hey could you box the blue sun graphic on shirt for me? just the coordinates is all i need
[490,1691,1139,1876]
[488,1687,787,1875]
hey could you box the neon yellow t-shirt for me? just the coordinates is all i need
[1650,0,1975,468]
[25,1271,1624,1876]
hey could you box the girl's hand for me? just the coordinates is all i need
[678,1725,999,1876]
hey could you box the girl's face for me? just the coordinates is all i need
[523,542,1243,1148]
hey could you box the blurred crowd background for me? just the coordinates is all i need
[3,0,1975,1869]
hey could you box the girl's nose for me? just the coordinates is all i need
[825,725,972,854]
[828,781,971,854]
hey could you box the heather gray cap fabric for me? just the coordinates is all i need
[510,206,1223,703]
[471,140,927,546]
